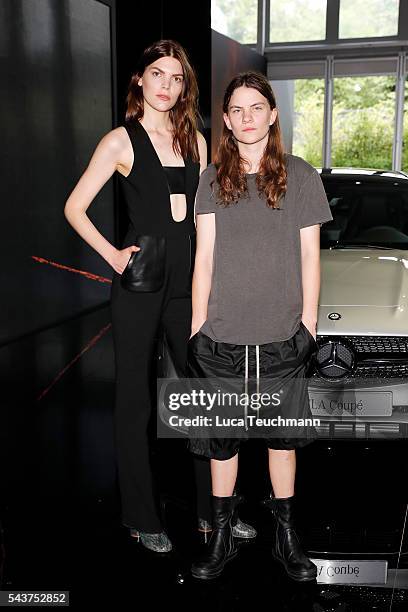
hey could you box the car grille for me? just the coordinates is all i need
[305,525,406,554]
[356,363,408,377]
[347,336,408,353]
[314,336,408,379]
[315,422,407,438]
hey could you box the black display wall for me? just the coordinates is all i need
[0,0,116,344]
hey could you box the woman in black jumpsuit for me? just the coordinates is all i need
[110,118,200,545]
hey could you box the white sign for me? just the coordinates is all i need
[309,391,392,417]
[311,559,388,584]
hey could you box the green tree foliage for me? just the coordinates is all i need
[293,79,325,166]
[404,77,408,172]
[332,76,395,169]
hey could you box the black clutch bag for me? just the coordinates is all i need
[120,234,166,292]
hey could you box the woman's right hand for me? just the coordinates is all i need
[190,319,206,339]
[110,245,141,275]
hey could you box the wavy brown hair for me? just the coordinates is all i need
[214,72,287,208]
[125,39,200,162]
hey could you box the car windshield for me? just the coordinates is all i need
[319,177,408,250]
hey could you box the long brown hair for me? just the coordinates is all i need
[125,40,200,162]
[214,72,287,208]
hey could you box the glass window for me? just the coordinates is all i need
[211,0,257,45]
[320,178,408,250]
[270,78,324,166]
[293,78,325,166]
[339,0,399,39]
[269,0,327,43]
[403,76,408,174]
[332,76,395,171]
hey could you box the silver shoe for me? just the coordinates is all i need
[197,517,257,539]
[231,491,257,538]
[130,529,172,552]
[232,518,257,539]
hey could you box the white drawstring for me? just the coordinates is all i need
[244,345,249,431]
[244,345,260,430]
[256,345,260,397]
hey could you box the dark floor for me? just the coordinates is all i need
[1,305,407,610]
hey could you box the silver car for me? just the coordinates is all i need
[310,167,408,439]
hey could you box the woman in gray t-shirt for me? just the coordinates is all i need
[188,72,333,581]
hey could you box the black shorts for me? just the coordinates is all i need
[186,322,319,460]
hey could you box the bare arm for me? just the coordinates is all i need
[191,213,215,337]
[197,131,208,174]
[300,224,321,339]
[64,127,140,274]
[190,132,210,336]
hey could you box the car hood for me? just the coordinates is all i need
[318,249,408,336]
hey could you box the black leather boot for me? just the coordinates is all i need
[191,494,242,580]
[261,495,317,582]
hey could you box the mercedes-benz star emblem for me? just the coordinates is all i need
[328,312,341,320]
[315,340,355,380]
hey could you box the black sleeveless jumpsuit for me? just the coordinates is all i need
[110,119,205,532]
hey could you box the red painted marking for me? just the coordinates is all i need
[37,323,112,401]
[31,256,112,284]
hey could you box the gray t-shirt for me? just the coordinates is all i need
[195,155,333,345]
